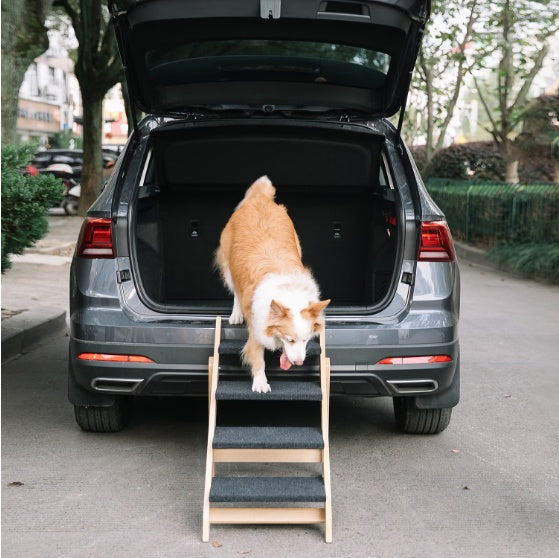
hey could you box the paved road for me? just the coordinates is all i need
[2,262,559,557]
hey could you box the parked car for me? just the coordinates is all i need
[30,148,117,181]
[69,0,460,434]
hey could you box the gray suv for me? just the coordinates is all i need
[70,0,459,433]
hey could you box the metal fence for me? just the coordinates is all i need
[426,180,559,246]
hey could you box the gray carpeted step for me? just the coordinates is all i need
[218,338,321,356]
[216,380,322,401]
[213,426,324,449]
[209,476,326,503]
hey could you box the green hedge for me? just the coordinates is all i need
[427,180,559,244]
[487,243,559,283]
[426,180,559,283]
[412,141,557,183]
[1,144,64,272]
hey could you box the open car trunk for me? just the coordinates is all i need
[132,121,401,313]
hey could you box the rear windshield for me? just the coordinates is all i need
[146,40,391,89]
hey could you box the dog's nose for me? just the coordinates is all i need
[294,360,304,366]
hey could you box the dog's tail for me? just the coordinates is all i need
[244,175,276,201]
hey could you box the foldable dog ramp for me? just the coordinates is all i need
[202,316,332,542]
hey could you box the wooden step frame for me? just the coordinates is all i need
[202,316,332,542]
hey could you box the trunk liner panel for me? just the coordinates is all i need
[133,123,398,310]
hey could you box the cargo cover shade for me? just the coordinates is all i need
[109,0,430,118]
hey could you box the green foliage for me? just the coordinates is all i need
[521,93,559,156]
[487,243,559,284]
[404,0,480,152]
[425,142,504,181]
[427,180,559,282]
[50,130,83,149]
[1,144,64,272]
[471,0,559,154]
[424,141,556,183]
[427,180,559,244]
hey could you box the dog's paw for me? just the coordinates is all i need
[228,311,244,325]
[252,375,271,394]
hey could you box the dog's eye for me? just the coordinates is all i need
[286,338,295,344]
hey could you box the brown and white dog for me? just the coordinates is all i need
[215,176,330,393]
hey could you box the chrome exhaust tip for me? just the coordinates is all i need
[386,379,439,395]
[91,377,143,393]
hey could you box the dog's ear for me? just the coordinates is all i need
[302,299,330,320]
[266,300,290,337]
[270,299,289,319]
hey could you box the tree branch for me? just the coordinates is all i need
[473,74,499,135]
[510,43,550,114]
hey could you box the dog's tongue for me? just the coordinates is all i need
[280,351,292,371]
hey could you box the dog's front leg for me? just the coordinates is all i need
[229,294,244,325]
[243,336,270,393]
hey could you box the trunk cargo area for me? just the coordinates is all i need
[133,122,400,312]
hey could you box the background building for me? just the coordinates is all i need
[17,17,128,148]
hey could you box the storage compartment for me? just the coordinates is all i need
[132,122,400,312]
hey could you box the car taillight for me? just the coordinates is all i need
[418,221,455,262]
[78,353,154,363]
[377,355,452,365]
[76,217,114,258]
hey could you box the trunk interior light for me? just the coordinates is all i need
[377,355,452,365]
[78,353,154,363]
[418,221,455,262]
[76,217,114,258]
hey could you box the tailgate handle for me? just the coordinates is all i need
[260,0,281,19]
[317,1,371,22]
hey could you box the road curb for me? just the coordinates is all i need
[1,307,67,363]
[454,241,492,269]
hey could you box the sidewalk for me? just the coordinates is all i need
[1,211,82,362]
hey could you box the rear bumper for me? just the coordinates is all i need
[69,332,459,406]
[69,258,460,407]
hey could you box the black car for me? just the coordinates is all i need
[31,149,117,180]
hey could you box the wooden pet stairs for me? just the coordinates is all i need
[202,316,332,542]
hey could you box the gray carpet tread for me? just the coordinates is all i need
[213,426,324,449]
[215,380,322,401]
[209,476,326,503]
[218,338,321,356]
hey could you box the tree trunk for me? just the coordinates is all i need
[1,0,52,144]
[121,78,141,138]
[425,69,435,163]
[504,159,519,184]
[500,139,520,184]
[78,93,104,216]
[553,161,559,184]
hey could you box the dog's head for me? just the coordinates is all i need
[265,299,330,370]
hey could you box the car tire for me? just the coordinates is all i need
[393,397,452,434]
[74,399,132,432]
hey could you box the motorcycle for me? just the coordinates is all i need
[41,163,81,215]
[62,183,81,216]
[41,159,115,216]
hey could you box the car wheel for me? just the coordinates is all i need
[393,397,452,434]
[63,196,79,216]
[74,399,132,432]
